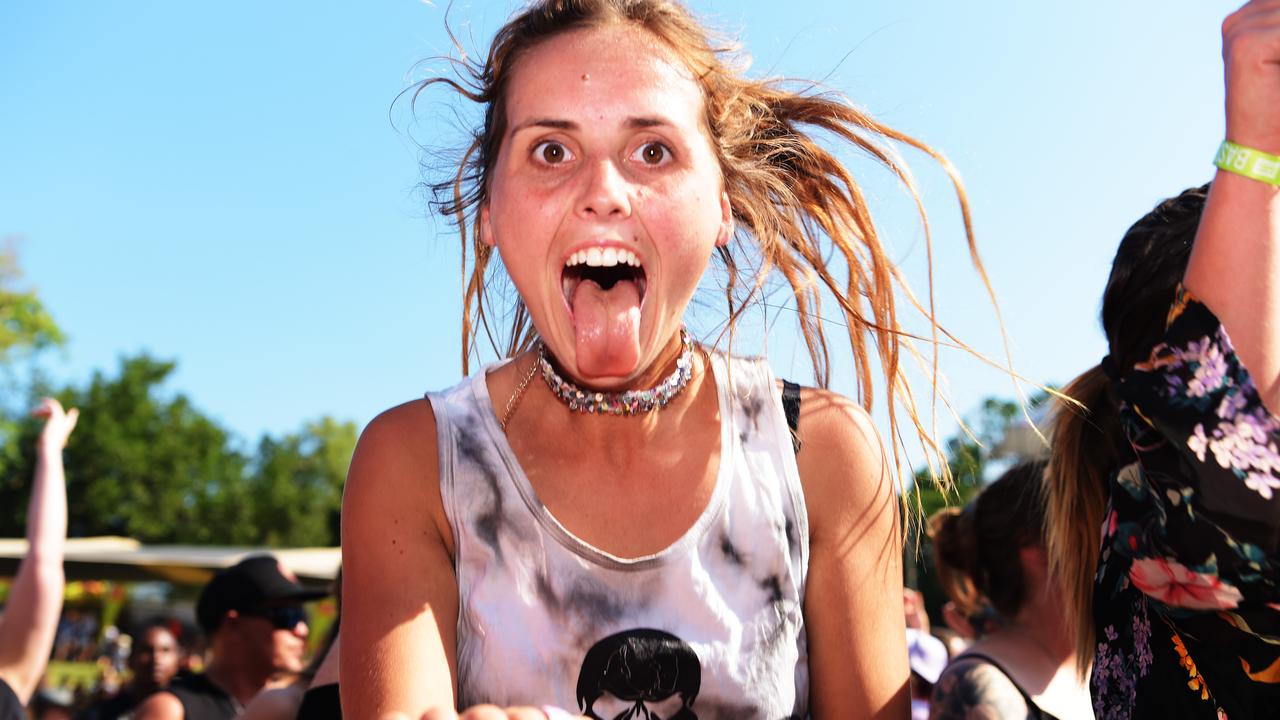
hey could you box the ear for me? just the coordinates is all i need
[480,203,496,248]
[1018,544,1049,589]
[715,191,734,248]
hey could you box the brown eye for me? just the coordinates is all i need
[533,141,572,165]
[640,140,670,163]
[636,142,670,165]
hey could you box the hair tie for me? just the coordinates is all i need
[1099,354,1122,383]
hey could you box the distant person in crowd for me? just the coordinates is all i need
[1044,5,1280,716]
[927,461,1091,719]
[0,399,78,720]
[903,589,948,720]
[241,569,341,720]
[78,620,182,720]
[133,556,324,720]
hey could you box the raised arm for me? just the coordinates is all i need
[0,399,78,704]
[340,400,460,718]
[1185,0,1280,411]
[797,388,910,720]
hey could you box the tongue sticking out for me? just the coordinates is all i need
[570,278,642,378]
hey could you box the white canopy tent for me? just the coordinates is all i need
[0,537,339,588]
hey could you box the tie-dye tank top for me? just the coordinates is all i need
[427,351,810,720]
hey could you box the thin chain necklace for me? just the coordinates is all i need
[499,354,540,431]
[539,329,695,416]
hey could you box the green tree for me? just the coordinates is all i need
[2,353,357,547]
[0,241,63,363]
[0,355,248,542]
[245,416,357,547]
[0,242,65,489]
[904,391,1051,621]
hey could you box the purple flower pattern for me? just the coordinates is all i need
[1093,288,1280,719]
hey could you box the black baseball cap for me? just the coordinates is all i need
[196,555,328,634]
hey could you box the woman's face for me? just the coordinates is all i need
[481,23,732,388]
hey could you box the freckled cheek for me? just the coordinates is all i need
[646,187,720,261]
[490,184,564,243]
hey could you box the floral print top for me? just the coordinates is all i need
[1092,289,1280,720]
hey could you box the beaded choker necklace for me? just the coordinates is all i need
[538,330,695,416]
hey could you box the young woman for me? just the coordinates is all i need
[927,461,1091,720]
[1045,2,1280,717]
[0,399,78,720]
[341,1,991,717]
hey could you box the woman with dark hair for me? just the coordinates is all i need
[927,461,1092,719]
[1045,2,1280,717]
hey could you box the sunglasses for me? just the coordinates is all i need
[242,605,308,630]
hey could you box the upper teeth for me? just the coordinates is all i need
[566,247,641,268]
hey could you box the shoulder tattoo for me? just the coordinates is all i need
[928,659,1030,720]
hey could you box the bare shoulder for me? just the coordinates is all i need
[787,385,891,542]
[352,398,439,479]
[132,690,186,720]
[240,684,305,720]
[341,398,461,715]
[344,398,449,551]
[783,386,910,717]
[0,669,26,706]
[929,658,1029,720]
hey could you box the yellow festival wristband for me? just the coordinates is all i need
[1215,140,1280,186]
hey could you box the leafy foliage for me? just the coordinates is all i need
[1,355,355,547]
[905,391,1052,621]
[0,243,65,508]
[0,246,355,547]
[0,242,64,363]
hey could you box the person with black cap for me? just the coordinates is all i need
[133,555,325,720]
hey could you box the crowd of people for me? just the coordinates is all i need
[3,0,1279,718]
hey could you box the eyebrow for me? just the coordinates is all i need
[508,115,674,138]
[510,118,578,137]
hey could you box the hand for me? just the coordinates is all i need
[420,706,587,720]
[903,588,930,633]
[32,398,78,452]
[1223,0,1280,152]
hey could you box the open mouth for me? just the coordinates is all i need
[561,247,648,308]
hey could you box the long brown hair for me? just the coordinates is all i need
[1046,185,1209,677]
[418,0,1008,487]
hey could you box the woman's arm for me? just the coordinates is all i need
[796,388,910,719]
[1185,0,1280,411]
[340,400,460,718]
[0,399,78,704]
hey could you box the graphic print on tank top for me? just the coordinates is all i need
[576,628,701,720]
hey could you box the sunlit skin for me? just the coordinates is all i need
[479,23,732,388]
[244,611,310,676]
[342,20,910,720]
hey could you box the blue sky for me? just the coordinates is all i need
[0,1,1238,453]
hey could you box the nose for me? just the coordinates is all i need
[577,159,631,220]
[292,620,309,639]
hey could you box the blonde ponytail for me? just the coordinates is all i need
[1046,364,1128,678]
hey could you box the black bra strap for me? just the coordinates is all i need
[951,653,1052,718]
[781,380,802,454]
